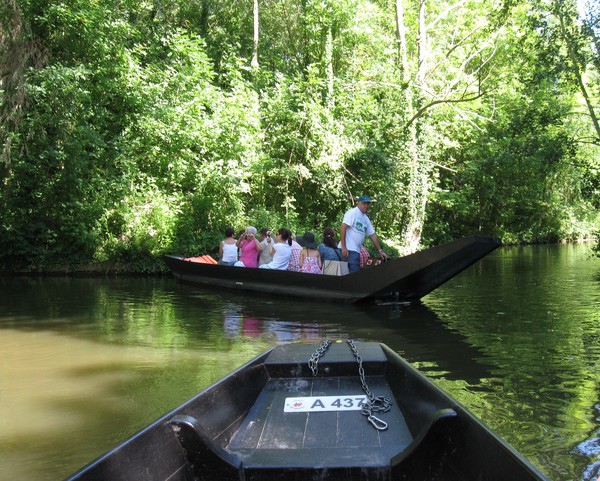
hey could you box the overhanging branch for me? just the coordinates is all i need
[404,90,487,130]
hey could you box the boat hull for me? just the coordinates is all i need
[164,235,501,303]
[66,342,549,481]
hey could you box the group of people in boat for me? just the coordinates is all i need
[218,195,388,274]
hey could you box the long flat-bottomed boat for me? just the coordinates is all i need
[164,235,501,303]
[66,341,549,481]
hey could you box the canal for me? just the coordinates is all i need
[0,244,598,481]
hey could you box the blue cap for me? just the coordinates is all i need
[357,195,372,203]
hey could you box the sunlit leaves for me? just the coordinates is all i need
[1,0,599,269]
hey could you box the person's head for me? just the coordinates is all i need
[277,228,293,246]
[225,227,235,238]
[322,226,337,248]
[244,226,257,239]
[302,231,318,249]
[356,195,372,213]
[295,234,306,247]
[259,227,272,239]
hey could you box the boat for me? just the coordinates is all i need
[164,235,501,303]
[66,341,549,481]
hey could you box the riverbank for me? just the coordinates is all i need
[0,261,169,276]
[1,237,597,275]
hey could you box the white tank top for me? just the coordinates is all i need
[221,242,238,262]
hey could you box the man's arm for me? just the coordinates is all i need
[369,233,388,259]
[340,223,349,258]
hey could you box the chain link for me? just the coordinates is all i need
[308,339,332,376]
[347,339,392,430]
[307,339,392,431]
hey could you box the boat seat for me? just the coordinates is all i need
[169,409,462,481]
[169,415,242,479]
[391,408,462,479]
[392,408,458,463]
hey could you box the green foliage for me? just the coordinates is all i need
[593,237,600,258]
[94,186,182,271]
[425,78,598,245]
[0,62,107,267]
[1,0,599,271]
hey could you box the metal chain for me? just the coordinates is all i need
[308,339,332,376]
[307,339,392,431]
[347,339,392,431]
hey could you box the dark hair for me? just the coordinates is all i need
[260,227,270,236]
[225,227,235,238]
[322,227,338,249]
[278,228,293,246]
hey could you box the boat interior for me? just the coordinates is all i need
[167,343,510,480]
[68,342,546,481]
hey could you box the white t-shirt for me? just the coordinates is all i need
[259,238,274,265]
[341,206,375,253]
[268,242,292,270]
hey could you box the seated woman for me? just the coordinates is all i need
[218,227,238,266]
[234,226,262,268]
[299,232,322,274]
[259,228,293,270]
[318,226,343,262]
[287,234,302,272]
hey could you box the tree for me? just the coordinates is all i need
[425,1,599,245]
[251,0,259,69]
[552,0,600,143]
[391,0,513,252]
[0,0,47,175]
[1,0,599,270]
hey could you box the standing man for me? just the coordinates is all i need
[340,195,388,273]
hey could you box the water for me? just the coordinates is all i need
[0,244,598,481]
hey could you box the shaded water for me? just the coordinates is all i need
[0,244,598,481]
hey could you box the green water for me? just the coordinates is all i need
[0,244,598,481]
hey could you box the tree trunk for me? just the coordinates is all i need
[325,25,334,109]
[395,0,408,75]
[0,0,46,174]
[555,2,600,142]
[394,0,432,254]
[417,0,426,82]
[251,0,259,69]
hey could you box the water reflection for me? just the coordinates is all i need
[1,277,500,481]
[424,245,600,481]
[215,292,498,385]
[574,404,600,481]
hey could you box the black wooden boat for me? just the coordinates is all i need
[66,341,549,481]
[164,235,501,303]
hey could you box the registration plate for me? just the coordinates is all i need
[284,395,366,412]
